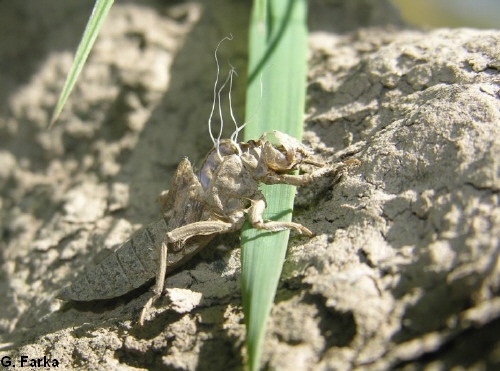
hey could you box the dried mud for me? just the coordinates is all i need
[0,1,499,370]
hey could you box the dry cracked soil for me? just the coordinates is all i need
[0,1,499,370]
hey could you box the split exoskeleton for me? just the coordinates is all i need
[58,130,359,325]
[58,37,360,324]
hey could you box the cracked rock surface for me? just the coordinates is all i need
[1,0,499,370]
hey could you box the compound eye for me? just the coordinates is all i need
[260,131,313,171]
[263,142,293,171]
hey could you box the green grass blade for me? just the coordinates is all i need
[50,0,114,127]
[242,1,308,370]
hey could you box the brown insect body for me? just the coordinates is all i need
[58,132,359,323]
[57,159,211,302]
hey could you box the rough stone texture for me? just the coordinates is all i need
[289,27,500,370]
[1,0,499,370]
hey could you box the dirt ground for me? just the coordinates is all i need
[1,1,499,370]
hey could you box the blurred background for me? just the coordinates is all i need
[391,0,500,29]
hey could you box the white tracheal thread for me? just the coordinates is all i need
[208,34,233,159]
[215,65,236,154]
[208,35,263,159]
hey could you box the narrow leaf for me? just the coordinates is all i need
[242,1,308,370]
[50,0,114,127]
